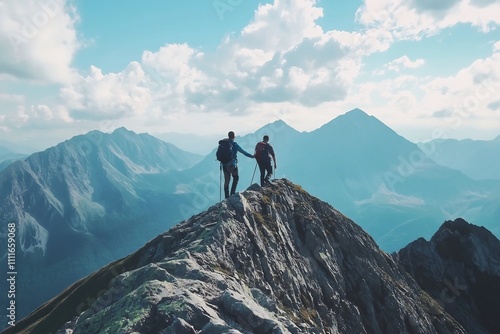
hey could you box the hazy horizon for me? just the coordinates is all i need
[2,108,500,154]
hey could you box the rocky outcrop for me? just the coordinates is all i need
[397,218,500,333]
[5,179,468,334]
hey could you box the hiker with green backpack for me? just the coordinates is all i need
[254,135,277,187]
[216,131,255,199]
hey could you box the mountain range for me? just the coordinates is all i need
[419,136,500,181]
[3,180,499,333]
[1,108,499,327]
[153,132,221,155]
[0,128,202,322]
[179,109,500,249]
[0,147,28,172]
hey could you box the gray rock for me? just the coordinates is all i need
[162,318,195,334]
[397,218,500,334]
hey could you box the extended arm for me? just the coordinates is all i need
[235,142,254,158]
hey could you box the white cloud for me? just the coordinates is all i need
[0,0,80,84]
[0,94,25,103]
[494,41,500,53]
[386,56,425,72]
[1,102,72,131]
[420,50,500,121]
[240,0,324,52]
[357,0,500,40]
[141,43,210,109]
[60,62,152,120]
[202,0,353,108]
[345,42,500,140]
[142,43,202,77]
[114,0,353,113]
[31,105,53,121]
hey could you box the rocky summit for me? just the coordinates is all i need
[6,179,474,333]
[397,218,500,334]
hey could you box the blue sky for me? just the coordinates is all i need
[0,0,499,150]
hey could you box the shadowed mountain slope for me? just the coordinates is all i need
[397,218,500,333]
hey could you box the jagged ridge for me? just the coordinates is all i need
[397,218,500,333]
[5,179,465,334]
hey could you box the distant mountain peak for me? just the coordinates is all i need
[111,126,137,136]
[338,108,378,124]
[319,108,377,130]
[253,119,300,136]
[345,107,369,117]
[270,119,290,127]
[313,108,411,150]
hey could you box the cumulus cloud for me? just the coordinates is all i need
[239,0,324,52]
[352,40,500,125]
[386,56,425,72]
[141,43,212,110]
[216,0,356,107]
[51,0,496,125]
[60,62,152,120]
[357,0,500,39]
[94,0,352,114]
[494,41,500,53]
[0,0,80,83]
[414,43,500,123]
[0,102,72,130]
[142,44,203,78]
[241,34,350,106]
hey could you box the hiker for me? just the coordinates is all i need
[254,135,277,187]
[217,131,254,199]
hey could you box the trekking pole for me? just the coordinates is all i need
[250,162,257,185]
[219,163,222,203]
[217,163,223,225]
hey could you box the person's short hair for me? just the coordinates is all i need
[263,135,269,142]
[228,131,235,139]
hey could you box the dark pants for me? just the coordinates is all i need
[223,164,239,198]
[257,159,272,186]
